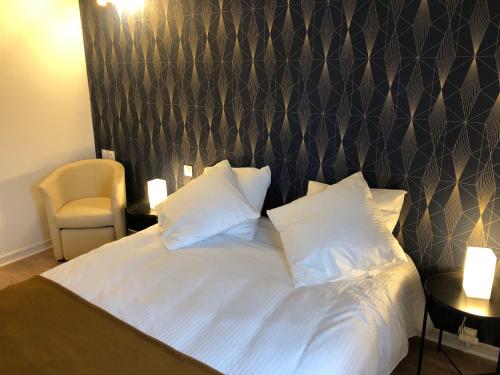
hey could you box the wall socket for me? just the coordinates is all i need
[183,165,193,177]
[102,149,115,160]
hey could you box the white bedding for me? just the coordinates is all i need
[43,218,425,375]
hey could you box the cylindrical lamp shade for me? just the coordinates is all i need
[147,179,167,208]
[463,246,497,300]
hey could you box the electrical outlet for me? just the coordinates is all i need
[458,321,478,346]
[183,165,193,177]
[102,149,115,160]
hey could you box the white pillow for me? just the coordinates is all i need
[204,162,271,240]
[156,160,259,249]
[268,172,407,287]
[307,180,406,231]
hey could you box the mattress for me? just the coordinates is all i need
[43,218,425,375]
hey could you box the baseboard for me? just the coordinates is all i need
[0,240,52,267]
[425,318,499,362]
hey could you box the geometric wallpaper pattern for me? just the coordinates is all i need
[79,0,499,275]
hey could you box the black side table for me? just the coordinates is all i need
[125,201,158,234]
[417,272,500,375]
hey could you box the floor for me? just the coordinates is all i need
[0,250,497,374]
[0,249,60,289]
[393,338,496,374]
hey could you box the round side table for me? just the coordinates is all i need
[125,201,158,234]
[417,272,500,375]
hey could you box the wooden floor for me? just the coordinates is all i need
[0,249,60,289]
[0,250,497,374]
[393,338,496,374]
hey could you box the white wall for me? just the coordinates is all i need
[0,0,95,264]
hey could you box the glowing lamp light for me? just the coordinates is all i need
[463,247,497,300]
[97,0,145,14]
[147,179,167,208]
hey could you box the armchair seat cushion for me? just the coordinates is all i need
[55,197,113,228]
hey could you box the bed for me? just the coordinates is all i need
[1,217,425,374]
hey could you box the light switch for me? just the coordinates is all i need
[102,149,115,160]
[183,165,193,177]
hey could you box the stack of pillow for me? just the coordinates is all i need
[154,161,407,288]
[267,172,407,287]
[155,160,271,249]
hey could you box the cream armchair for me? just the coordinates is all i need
[39,159,126,260]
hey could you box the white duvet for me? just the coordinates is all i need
[43,218,425,375]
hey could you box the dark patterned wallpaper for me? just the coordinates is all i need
[79,0,499,274]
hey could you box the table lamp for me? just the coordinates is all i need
[463,246,497,300]
[147,179,167,208]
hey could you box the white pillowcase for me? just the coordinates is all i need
[204,162,271,240]
[268,172,407,287]
[156,160,259,250]
[307,180,406,232]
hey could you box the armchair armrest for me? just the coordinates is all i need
[39,172,67,215]
[111,163,127,239]
[38,171,66,260]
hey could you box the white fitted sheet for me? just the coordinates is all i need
[43,218,425,375]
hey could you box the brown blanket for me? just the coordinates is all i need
[0,276,221,375]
